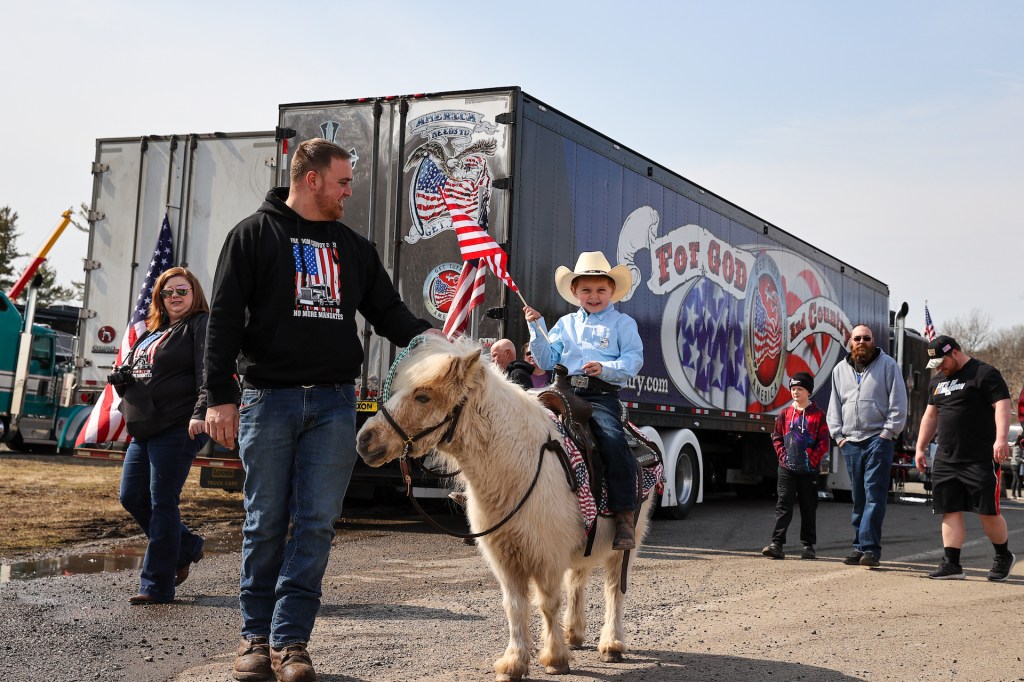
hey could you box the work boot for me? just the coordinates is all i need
[271,642,316,682]
[232,636,272,681]
[612,511,636,551]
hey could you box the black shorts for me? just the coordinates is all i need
[931,459,1001,516]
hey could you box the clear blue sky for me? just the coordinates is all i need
[2,0,1021,330]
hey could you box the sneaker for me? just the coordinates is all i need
[800,545,817,560]
[988,553,1016,582]
[842,550,863,565]
[761,543,784,559]
[271,642,316,682]
[928,560,966,580]
[232,637,272,681]
[859,552,880,568]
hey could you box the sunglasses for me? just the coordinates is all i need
[159,287,191,299]
[852,335,872,342]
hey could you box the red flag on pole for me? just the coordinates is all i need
[76,215,174,446]
[442,189,518,292]
[442,259,487,339]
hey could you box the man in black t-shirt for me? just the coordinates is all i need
[915,335,1014,581]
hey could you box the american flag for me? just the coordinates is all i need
[442,259,487,339]
[414,155,491,227]
[76,215,174,446]
[924,303,936,340]
[414,159,449,223]
[442,189,518,292]
[294,241,340,311]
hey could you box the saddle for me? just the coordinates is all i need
[537,365,662,495]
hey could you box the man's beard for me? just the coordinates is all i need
[314,189,343,221]
[850,344,874,365]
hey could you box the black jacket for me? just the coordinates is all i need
[117,312,208,439]
[505,360,535,391]
[204,188,431,405]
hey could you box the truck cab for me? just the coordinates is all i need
[0,290,90,452]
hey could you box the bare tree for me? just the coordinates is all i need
[977,325,1024,401]
[943,309,992,356]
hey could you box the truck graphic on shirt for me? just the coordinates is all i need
[297,284,340,308]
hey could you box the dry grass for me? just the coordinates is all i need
[0,453,244,558]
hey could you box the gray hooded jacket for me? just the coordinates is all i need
[827,348,907,443]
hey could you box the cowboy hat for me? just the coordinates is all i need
[554,251,633,305]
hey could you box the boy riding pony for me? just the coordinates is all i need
[524,251,643,549]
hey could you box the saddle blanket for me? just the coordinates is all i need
[546,411,666,536]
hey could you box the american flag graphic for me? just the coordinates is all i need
[672,251,840,413]
[443,189,518,292]
[752,276,783,371]
[414,156,491,227]
[431,269,461,314]
[77,214,175,446]
[924,303,936,340]
[293,241,341,311]
[442,259,487,339]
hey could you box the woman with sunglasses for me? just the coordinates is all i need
[520,341,551,388]
[114,266,212,604]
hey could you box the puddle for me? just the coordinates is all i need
[0,529,242,583]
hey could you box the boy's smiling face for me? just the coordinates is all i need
[571,275,615,314]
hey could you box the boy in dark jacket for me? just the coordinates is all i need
[763,372,830,560]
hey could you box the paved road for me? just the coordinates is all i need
[2,494,1023,681]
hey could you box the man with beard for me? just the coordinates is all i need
[914,336,1014,580]
[204,138,433,682]
[827,324,907,568]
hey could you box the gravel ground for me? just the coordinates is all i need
[3,495,1024,682]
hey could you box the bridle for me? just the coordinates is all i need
[377,395,562,540]
[379,395,467,460]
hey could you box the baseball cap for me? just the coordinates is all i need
[790,372,814,393]
[926,335,960,369]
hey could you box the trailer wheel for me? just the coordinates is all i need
[660,445,698,520]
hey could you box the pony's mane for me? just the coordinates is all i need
[396,336,483,389]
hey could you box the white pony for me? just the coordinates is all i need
[356,337,654,682]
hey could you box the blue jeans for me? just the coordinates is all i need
[119,424,207,602]
[843,436,895,558]
[578,389,638,512]
[237,384,357,647]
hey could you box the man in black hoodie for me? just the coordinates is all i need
[205,139,432,682]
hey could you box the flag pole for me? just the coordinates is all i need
[514,289,550,343]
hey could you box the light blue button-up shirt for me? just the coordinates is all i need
[528,304,643,388]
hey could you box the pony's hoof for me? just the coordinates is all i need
[601,650,624,663]
[564,631,585,649]
[495,656,527,682]
[544,663,571,675]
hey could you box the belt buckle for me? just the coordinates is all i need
[569,375,589,389]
